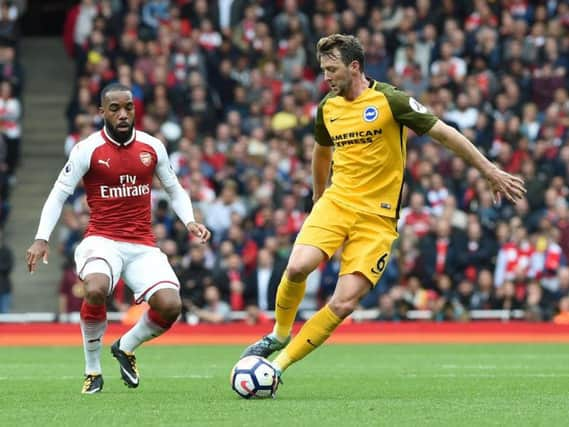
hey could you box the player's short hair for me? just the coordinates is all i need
[316,34,365,70]
[100,83,132,106]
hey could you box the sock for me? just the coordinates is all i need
[119,309,175,353]
[272,272,306,341]
[80,300,107,375]
[273,304,342,372]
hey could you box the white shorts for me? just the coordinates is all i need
[74,235,180,304]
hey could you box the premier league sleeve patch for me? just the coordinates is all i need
[409,97,428,114]
[63,162,72,175]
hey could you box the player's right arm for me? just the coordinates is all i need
[312,144,333,203]
[26,144,89,273]
[312,95,334,203]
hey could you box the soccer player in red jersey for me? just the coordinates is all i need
[26,83,211,394]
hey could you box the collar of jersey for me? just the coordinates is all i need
[102,126,136,146]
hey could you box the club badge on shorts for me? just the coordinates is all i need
[139,152,152,166]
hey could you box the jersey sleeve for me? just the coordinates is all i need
[314,96,334,146]
[154,139,196,225]
[154,140,179,188]
[380,83,438,135]
[55,142,90,195]
[35,143,90,241]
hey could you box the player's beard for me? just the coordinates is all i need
[105,121,134,144]
[334,74,352,97]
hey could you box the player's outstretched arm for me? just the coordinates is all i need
[26,183,72,273]
[427,119,526,204]
[27,143,88,273]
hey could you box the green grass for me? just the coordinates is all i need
[1,344,568,426]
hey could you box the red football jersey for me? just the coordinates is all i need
[56,128,179,246]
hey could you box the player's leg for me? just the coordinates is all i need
[241,244,326,358]
[112,245,180,388]
[75,237,122,394]
[272,272,370,372]
[274,244,326,340]
[117,288,181,352]
[241,196,347,359]
[273,213,398,374]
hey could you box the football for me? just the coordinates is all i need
[230,356,278,399]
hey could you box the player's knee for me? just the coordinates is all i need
[328,298,357,319]
[286,263,311,282]
[83,279,108,305]
[161,299,182,321]
[151,291,182,322]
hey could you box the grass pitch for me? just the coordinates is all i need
[1,344,568,426]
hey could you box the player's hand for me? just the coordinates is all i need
[187,221,211,244]
[484,166,526,205]
[26,239,49,274]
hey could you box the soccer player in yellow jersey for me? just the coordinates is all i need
[241,34,526,389]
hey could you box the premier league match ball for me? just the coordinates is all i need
[230,356,278,399]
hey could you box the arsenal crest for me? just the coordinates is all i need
[139,152,152,166]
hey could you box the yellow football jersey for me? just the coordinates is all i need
[314,79,438,218]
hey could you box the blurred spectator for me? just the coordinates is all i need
[180,243,214,316]
[244,247,286,311]
[0,133,8,226]
[0,0,20,46]
[0,228,13,313]
[376,293,400,322]
[417,217,457,289]
[470,269,497,310]
[0,80,20,178]
[494,217,534,288]
[213,251,245,311]
[58,256,83,321]
[453,217,496,283]
[524,280,547,321]
[205,180,247,242]
[398,192,431,238]
[190,285,231,324]
[0,46,23,97]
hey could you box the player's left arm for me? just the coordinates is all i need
[154,141,211,243]
[428,120,526,204]
[382,84,526,205]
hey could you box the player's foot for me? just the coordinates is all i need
[111,339,139,388]
[81,374,103,394]
[240,334,290,359]
[271,366,283,399]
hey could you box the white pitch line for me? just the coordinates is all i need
[0,374,213,381]
[401,373,569,378]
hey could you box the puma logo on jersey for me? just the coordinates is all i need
[98,158,111,168]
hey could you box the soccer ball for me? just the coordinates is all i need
[230,356,277,399]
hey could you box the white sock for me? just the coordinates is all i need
[80,319,107,375]
[119,311,168,353]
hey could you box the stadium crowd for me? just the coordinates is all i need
[0,0,24,313]
[56,0,568,324]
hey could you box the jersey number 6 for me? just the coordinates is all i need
[371,253,388,275]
